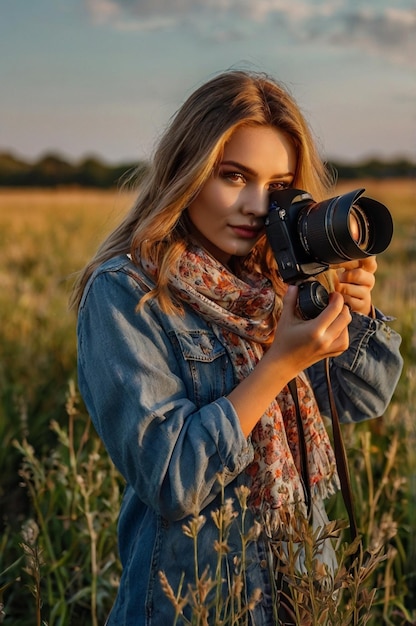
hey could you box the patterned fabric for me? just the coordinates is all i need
[143,244,340,535]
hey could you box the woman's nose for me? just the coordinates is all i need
[242,187,269,217]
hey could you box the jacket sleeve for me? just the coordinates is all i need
[77,267,254,521]
[306,311,403,423]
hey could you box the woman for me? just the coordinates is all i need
[71,70,403,625]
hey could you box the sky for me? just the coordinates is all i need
[1,0,415,165]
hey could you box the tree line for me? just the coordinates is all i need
[0,152,147,188]
[0,150,414,188]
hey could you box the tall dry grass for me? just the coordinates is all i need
[0,181,415,624]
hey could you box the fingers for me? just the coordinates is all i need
[283,284,351,334]
[332,256,377,273]
[278,286,351,364]
[283,284,299,309]
[335,258,376,315]
[337,267,375,293]
[311,291,351,355]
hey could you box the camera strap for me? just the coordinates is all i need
[324,357,358,543]
[288,378,312,521]
[288,363,358,544]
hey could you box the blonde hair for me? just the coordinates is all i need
[70,69,335,312]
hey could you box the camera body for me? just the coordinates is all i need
[265,188,393,319]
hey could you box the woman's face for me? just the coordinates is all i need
[187,124,297,266]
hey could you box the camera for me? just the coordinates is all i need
[264,188,393,319]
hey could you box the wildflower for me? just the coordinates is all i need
[182,515,206,539]
[21,519,40,547]
[158,571,188,616]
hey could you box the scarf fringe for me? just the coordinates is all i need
[258,473,341,540]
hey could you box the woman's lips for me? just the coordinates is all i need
[230,225,262,239]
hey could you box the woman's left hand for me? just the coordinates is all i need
[333,256,377,316]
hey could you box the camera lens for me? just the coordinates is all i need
[298,189,393,264]
[348,205,370,249]
[297,281,329,320]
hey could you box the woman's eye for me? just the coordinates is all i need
[223,171,246,183]
[269,181,290,191]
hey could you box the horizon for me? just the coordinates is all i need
[2,147,416,168]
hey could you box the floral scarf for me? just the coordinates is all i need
[143,244,340,534]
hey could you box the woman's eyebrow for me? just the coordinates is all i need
[220,159,294,178]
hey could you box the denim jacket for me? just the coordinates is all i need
[77,255,403,626]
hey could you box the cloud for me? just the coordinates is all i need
[85,0,341,24]
[325,7,416,64]
[85,0,416,64]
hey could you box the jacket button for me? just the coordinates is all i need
[260,559,267,569]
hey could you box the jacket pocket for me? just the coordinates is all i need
[169,329,233,405]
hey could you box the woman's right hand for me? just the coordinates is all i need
[227,284,352,437]
[270,284,352,377]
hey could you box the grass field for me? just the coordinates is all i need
[0,181,415,625]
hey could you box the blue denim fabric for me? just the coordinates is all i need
[77,255,403,625]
